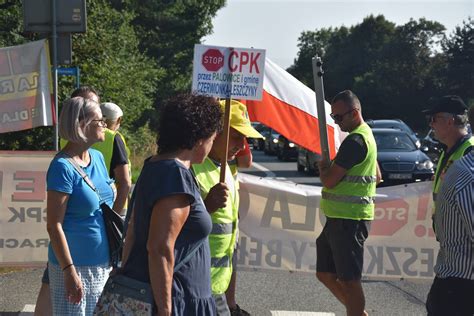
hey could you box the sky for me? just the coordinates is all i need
[203,0,473,69]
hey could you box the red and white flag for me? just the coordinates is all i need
[0,40,53,134]
[245,58,345,159]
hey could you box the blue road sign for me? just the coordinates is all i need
[57,67,78,76]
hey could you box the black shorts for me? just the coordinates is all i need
[426,276,474,315]
[316,217,370,281]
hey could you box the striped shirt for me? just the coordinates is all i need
[434,152,474,280]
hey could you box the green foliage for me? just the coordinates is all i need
[0,0,161,151]
[288,15,470,132]
[125,0,226,112]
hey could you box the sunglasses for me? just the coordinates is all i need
[330,108,356,122]
[429,114,453,124]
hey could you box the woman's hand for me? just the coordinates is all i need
[63,266,84,304]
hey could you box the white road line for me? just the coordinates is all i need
[21,305,35,312]
[271,311,335,316]
[252,162,277,177]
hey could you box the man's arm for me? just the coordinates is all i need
[318,158,348,189]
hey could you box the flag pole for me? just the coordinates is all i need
[219,98,232,183]
[312,55,330,162]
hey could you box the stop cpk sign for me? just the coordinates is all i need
[370,199,409,236]
[202,49,224,72]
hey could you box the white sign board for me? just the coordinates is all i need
[192,44,266,101]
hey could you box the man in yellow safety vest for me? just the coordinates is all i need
[192,100,263,316]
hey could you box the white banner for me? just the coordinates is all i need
[0,40,53,133]
[192,44,265,100]
[0,152,438,279]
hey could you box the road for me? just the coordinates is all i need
[0,149,431,315]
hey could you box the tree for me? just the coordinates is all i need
[0,0,160,152]
[124,0,226,115]
[442,18,474,104]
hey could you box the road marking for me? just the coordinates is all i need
[271,312,335,316]
[252,162,277,177]
[21,305,35,312]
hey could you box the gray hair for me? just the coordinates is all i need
[59,97,101,143]
[453,113,468,128]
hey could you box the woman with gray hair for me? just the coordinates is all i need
[46,97,114,315]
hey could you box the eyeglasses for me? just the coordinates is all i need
[330,108,356,122]
[429,114,453,124]
[91,119,107,127]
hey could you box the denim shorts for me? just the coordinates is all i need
[316,217,371,281]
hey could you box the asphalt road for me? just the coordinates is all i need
[0,149,432,315]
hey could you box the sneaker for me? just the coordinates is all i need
[229,304,251,316]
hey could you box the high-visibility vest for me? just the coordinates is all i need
[432,136,474,206]
[320,123,377,220]
[192,158,239,294]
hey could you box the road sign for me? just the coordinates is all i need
[57,67,77,76]
[202,49,224,72]
[192,44,266,101]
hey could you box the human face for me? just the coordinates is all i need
[330,100,356,132]
[429,113,453,142]
[210,127,246,161]
[192,132,217,164]
[85,109,107,143]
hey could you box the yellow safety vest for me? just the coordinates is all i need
[320,123,377,220]
[432,136,474,209]
[192,158,239,294]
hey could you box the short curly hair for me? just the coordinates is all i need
[157,94,223,154]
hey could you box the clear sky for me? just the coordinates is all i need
[203,0,473,69]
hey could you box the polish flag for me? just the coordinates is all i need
[244,58,345,159]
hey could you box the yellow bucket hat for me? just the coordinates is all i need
[219,100,264,139]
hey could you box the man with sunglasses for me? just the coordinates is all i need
[422,96,473,209]
[316,90,380,316]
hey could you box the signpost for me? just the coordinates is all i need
[57,66,80,88]
[192,44,266,181]
[23,0,87,151]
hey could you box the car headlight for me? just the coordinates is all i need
[415,140,421,148]
[289,142,295,148]
[416,160,434,170]
[273,138,278,143]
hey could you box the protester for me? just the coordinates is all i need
[226,137,252,316]
[35,86,104,316]
[422,95,473,207]
[192,100,263,316]
[425,104,474,315]
[95,102,132,217]
[316,90,381,316]
[109,94,222,315]
[46,97,114,315]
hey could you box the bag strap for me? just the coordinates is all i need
[174,237,207,272]
[58,152,103,202]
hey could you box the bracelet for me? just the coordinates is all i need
[62,263,74,271]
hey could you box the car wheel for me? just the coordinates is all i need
[297,161,305,172]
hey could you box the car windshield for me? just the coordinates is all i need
[374,121,413,135]
[374,132,416,151]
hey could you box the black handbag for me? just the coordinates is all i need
[62,153,124,268]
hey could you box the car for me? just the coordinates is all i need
[373,128,434,186]
[250,123,270,150]
[276,135,298,161]
[367,119,421,148]
[296,147,321,175]
[264,129,280,155]
[420,129,442,164]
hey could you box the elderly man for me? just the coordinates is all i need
[425,104,474,315]
[192,100,263,316]
[423,95,474,205]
